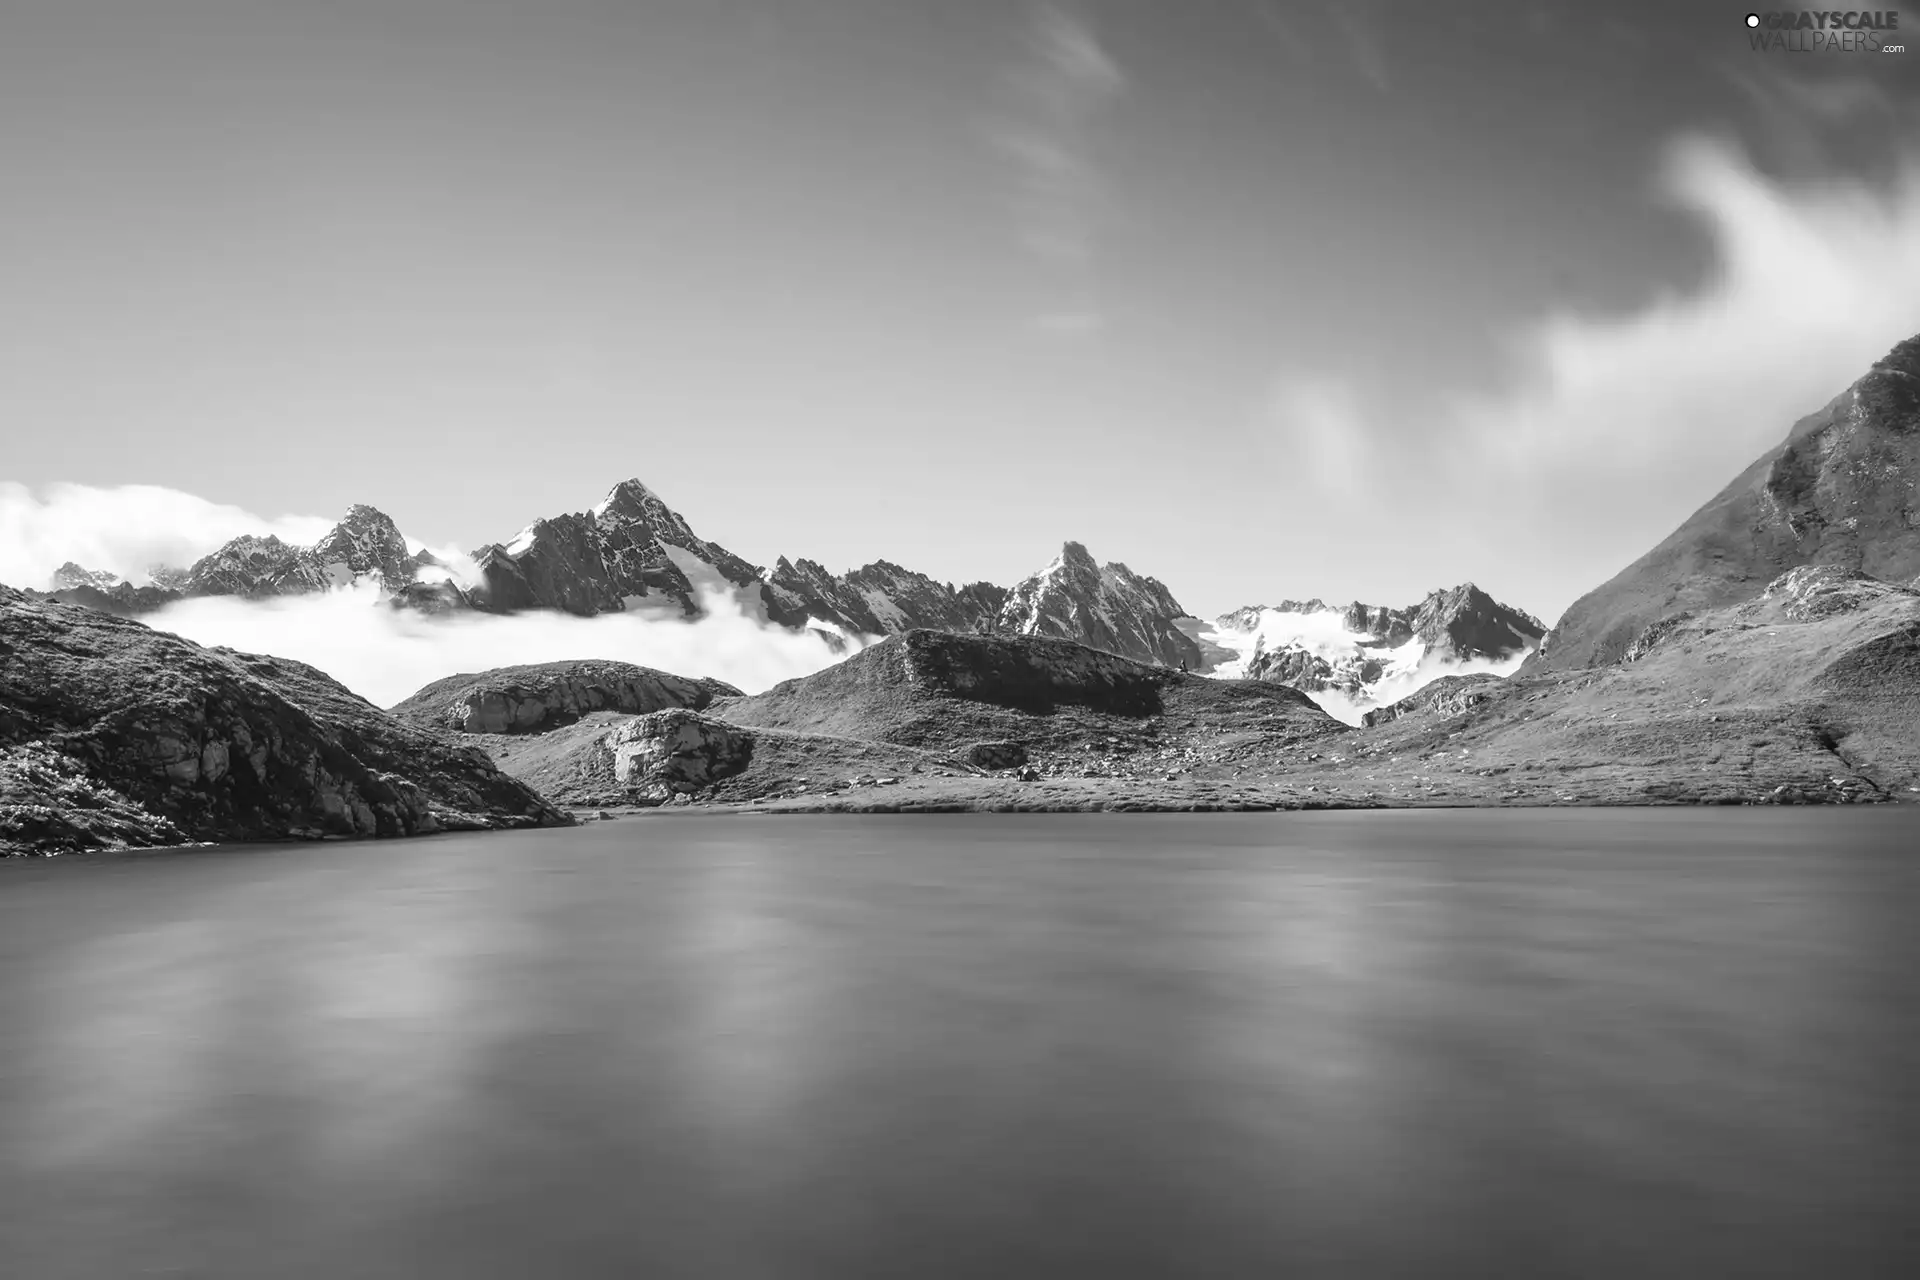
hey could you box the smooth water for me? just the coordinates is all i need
[3,811,1917,1279]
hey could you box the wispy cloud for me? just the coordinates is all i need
[1250,0,1391,93]
[994,2,1126,333]
[1256,116,1920,623]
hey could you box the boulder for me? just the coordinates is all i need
[964,741,1029,770]
[602,710,754,805]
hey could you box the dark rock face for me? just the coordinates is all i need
[995,542,1201,669]
[1530,335,1920,672]
[1406,584,1546,659]
[475,514,620,616]
[43,580,184,617]
[963,741,1029,770]
[390,660,743,735]
[469,479,765,619]
[1342,602,1414,645]
[597,710,754,805]
[765,557,999,636]
[182,534,331,598]
[0,586,570,855]
[762,558,1014,639]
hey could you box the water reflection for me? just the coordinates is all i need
[0,811,1915,1279]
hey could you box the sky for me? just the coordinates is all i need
[2,0,1917,624]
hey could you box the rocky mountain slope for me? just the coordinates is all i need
[0,587,571,855]
[992,542,1200,669]
[1529,335,1920,672]
[470,478,771,618]
[1286,564,1920,806]
[1191,583,1544,712]
[762,557,1007,636]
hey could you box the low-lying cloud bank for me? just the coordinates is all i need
[144,583,871,709]
[0,482,337,588]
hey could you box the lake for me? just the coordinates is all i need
[2,810,1916,1278]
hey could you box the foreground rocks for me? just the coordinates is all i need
[0,587,571,855]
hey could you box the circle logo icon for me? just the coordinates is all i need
[1746,12,1760,26]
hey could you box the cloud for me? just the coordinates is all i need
[1446,135,1920,493]
[1263,379,1372,497]
[142,582,870,710]
[994,2,1126,329]
[1259,126,1920,622]
[0,483,337,589]
[1028,309,1106,338]
[1249,0,1391,92]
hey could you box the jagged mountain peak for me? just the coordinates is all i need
[999,540,1199,668]
[468,477,764,619]
[312,504,414,587]
[592,478,672,524]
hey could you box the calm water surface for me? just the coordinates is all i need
[2,810,1917,1279]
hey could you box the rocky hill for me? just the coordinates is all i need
[1529,335,1920,672]
[0,587,571,855]
[451,630,1348,812]
[993,542,1200,668]
[389,659,742,735]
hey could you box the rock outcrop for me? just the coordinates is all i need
[1359,674,1506,727]
[0,586,570,855]
[389,660,743,735]
[596,710,755,804]
[1530,334,1920,672]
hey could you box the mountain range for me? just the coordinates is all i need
[7,332,1920,851]
[33,483,1542,714]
